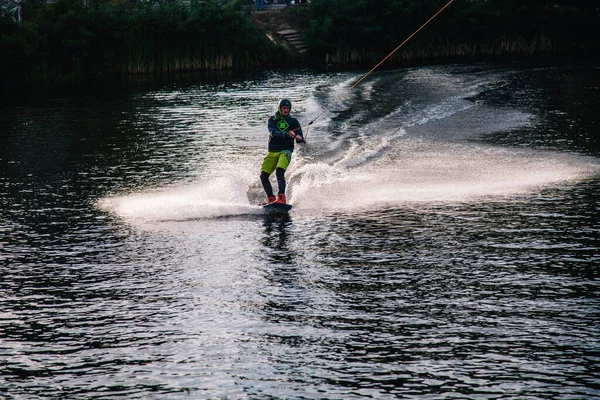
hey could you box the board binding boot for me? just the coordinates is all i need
[259,195,276,206]
[276,194,287,204]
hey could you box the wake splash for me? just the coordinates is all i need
[288,140,600,211]
[98,140,599,224]
[97,177,261,223]
[97,68,599,224]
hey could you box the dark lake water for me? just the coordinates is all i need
[1,62,599,399]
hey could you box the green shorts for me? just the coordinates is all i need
[261,150,292,174]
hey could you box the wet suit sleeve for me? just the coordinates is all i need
[292,119,305,143]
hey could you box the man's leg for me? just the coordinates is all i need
[260,152,279,203]
[275,167,286,195]
[260,171,274,197]
[275,151,292,203]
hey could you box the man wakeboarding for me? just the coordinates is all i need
[259,98,305,206]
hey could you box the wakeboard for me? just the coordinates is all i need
[262,202,292,213]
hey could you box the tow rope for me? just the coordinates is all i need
[299,0,455,140]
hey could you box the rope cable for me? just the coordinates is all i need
[299,0,455,139]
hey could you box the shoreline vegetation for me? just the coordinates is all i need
[1,0,598,87]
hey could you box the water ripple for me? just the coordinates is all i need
[1,65,599,399]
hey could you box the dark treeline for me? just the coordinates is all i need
[1,0,599,86]
[304,0,600,67]
[0,0,275,86]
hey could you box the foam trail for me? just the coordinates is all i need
[97,68,600,223]
[98,177,259,222]
[334,137,392,168]
[289,141,600,212]
[99,140,599,223]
